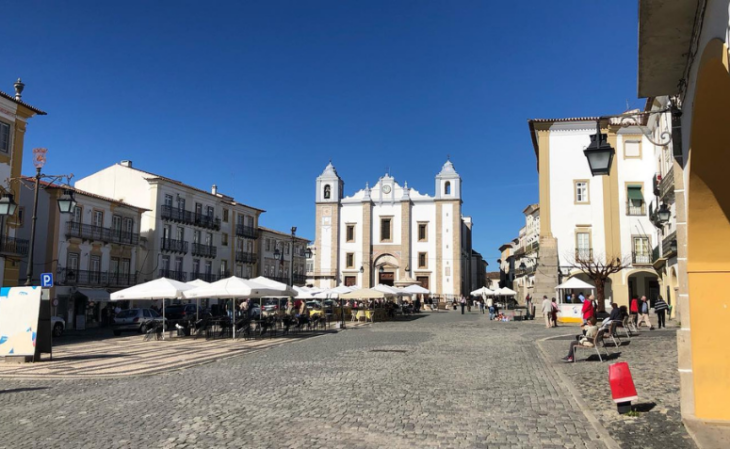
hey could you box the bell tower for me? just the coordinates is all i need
[434,159,463,296]
[314,162,343,288]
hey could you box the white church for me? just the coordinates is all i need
[310,160,474,297]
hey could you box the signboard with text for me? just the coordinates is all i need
[0,287,42,357]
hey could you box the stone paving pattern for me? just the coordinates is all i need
[0,311,687,448]
[539,322,696,449]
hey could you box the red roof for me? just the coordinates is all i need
[0,90,46,115]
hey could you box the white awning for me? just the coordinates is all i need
[76,288,111,302]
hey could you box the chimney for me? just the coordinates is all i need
[14,78,24,101]
[121,160,133,167]
[211,184,218,195]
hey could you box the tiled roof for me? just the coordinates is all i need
[21,177,150,212]
[258,226,310,242]
[0,90,47,115]
[118,163,266,213]
[486,272,501,280]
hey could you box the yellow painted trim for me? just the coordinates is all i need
[603,126,621,260]
[536,124,552,237]
[558,317,583,324]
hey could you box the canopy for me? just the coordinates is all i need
[404,284,430,294]
[470,286,494,297]
[313,285,353,299]
[496,287,517,296]
[187,279,211,288]
[111,278,194,301]
[393,275,419,287]
[555,277,596,290]
[374,284,411,296]
[183,277,282,299]
[250,276,298,296]
[293,286,314,299]
[340,288,386,299]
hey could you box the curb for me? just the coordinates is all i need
[535,334,621,449]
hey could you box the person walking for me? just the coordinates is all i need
[551,297,559,327]
[581,295,595,325]
[637,296,654,329]
[524,295,532,320]
[459,296,466,314]
[654,296,668,329]
[466,297,472,313]
[630,296,639,327]
[487,296,494,320]
[478,299,485,314]
[541,296,552,328]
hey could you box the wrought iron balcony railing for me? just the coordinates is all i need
[160,205,220,230]
[293,273,307,285]
[632,252,653,265]
[66,221,139,246]
[161,237,188,254]
[191,243,217,258]
[0,236,29,257]
[57,267,137,288]
[270,275,290,284]
[626,202,646,216]
[190,271,215,282]
[235,251,257,264]
[235,224,259,239]
[658,167,675,200]
[662,231,678,258]
[216,270,231,280]
[158,269,187,282]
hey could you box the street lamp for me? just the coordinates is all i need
[0,193,17,216]
[584,120,615,176]
[274,226,300,286]
[656,203,671,224]
[57,189,77,214]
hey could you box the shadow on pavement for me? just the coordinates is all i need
[0,387,50,394]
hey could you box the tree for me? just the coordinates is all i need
[567,252,631,312]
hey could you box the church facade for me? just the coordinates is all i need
[311,160,473,297]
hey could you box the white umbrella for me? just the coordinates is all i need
[498,287,517,296]
[293,286,314,299]
[373,284,400,296]
[250,276,298,296]
[111,278,197,340]
[186,279,211,321]
[470,286,494,297]
[404,284,430,294]
[183,277,281,299]
[340,288,386,299]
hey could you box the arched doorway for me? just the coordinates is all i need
[626,270,659,306]
[373,254,399,286]
[686,38,730,420]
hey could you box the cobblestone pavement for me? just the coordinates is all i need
[539,321,696,449]
[0,311,629,448]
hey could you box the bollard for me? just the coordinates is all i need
[608,362,638,414]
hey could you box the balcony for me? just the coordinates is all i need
[235,251,257,264]
[626,202,646,216]
[235,224,258,239]
[161,237,188,254]
[57,268,137,288]
[160,205,220,231]
[658,167,675,200]
[216,270,231,280]
[191,243,217,259]
[575,249,593,261]
[0,236,29,257]
[293,273,307,285]
[190,271,215,282]
[652,245,661,263]
[158,269,187,282]
[632,252,653,265]
[662,231,678,259]
[270,275,290,284]
[66,222,139,246]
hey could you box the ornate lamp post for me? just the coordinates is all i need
[584,120,615,176]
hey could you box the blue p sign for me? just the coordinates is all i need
[41,273,53,288]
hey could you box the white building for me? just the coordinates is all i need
[75,160,263,285]
[258,227,309,286]
[529,113,660,315]
[513,204,540,302]
[311,160,473,297]
[15,180,146,330]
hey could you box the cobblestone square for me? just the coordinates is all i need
[0,312,691,448]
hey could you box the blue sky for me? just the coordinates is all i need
[2,1,642,269]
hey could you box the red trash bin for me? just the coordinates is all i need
[608,362,638,414]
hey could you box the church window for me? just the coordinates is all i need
[380,218,392,242]
[346,224,355,242]
[324,184,331,199]
[418,252,427,269]
[346,253,354,268]
[418,223,428,242]
[444,181,451,195]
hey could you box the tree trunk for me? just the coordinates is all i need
[594,276,606,312]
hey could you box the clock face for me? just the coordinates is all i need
[382,185,391,194]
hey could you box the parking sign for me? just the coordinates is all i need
[41,273,53,288]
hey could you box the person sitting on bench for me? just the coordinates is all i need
[563,317,598,362]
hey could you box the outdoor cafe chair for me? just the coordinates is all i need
[573,329,611,362]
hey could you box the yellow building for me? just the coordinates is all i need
[638,0,730,426]
[0,80,46,287]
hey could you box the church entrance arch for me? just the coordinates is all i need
[373,254,399,286]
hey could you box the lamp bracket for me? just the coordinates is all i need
[602,101,680,148]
